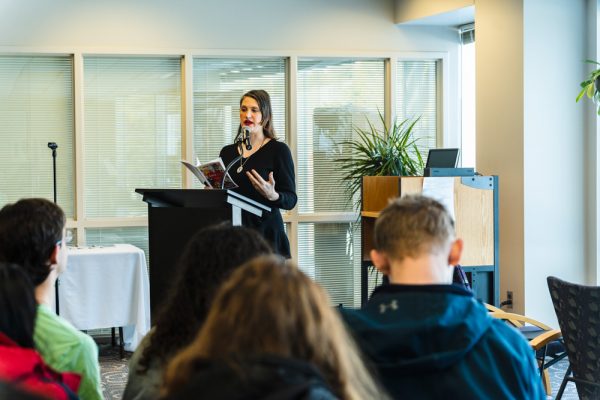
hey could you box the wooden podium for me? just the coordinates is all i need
[135,189,270,321]
[361,175,499,305]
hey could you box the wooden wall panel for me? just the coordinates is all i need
[362,176,495,268]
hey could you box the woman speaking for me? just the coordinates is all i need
[219,90,297,258]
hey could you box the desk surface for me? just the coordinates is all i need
[50,244,151,352]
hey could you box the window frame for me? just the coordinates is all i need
[0,48,451,306]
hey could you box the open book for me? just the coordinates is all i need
[181,157,238,189]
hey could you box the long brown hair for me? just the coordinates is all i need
[137,224,272,372]
[163,255,386,400]
[238,89,277,139]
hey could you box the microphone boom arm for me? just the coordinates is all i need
[220,140,244,190]
[221,154,242,190]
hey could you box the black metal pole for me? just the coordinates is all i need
[52,151,57,203]
[47,142,59,315]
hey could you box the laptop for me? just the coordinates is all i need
[425,148,459,169]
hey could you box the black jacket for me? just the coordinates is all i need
[220,140,297,258]
[164,355,338,400]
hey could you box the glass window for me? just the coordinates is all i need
[298,222,361,307]
[297,59,385,213]
[83,57,182,218]
[0,56,74,215]
[461,41,476,168]
[396,60,438,156]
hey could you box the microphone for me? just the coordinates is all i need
[243,127,252,151]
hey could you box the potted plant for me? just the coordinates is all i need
[576,60,600,115]
[334,111,424,210]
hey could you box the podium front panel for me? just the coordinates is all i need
[148,206,230,320]
[136,188,271,322]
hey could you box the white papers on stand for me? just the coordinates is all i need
[422,177,455,221]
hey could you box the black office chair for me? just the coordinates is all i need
[547,276,600,400]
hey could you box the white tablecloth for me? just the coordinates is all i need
[49,244,151,352]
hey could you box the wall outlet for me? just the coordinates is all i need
[506,291,513,309]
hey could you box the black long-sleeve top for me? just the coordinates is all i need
[219,139,297,257]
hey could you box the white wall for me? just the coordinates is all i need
[523,0,587,325]
[586,0,600,286]
[476,0,526,312]
[475,0,589,325]
[394,0,474,24]
[0,0,451,52]
[0,0,461,147]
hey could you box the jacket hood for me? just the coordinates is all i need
[343,284,492,374]
[165,355,339,400]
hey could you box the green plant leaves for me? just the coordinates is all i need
[577,60,600,115]
[334,111,425,210]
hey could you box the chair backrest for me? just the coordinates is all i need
[547,276,600,399]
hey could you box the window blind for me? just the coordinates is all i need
[192,58,286,188]
[0,56,74,216]
[83,57,182,218]
[396,60,438,157]
[460,24,475,45]
[297,59,385,214]
[297,222,362,307]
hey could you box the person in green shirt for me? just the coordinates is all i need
[0,198,103,400]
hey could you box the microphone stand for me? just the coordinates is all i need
[220,129,254,189]
[48,142,58,203]
[221,139,244,190]
[47,142,60,315]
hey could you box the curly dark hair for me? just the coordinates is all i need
[0,262,37,348]
[0,198,65,286]
[138,223,273,372]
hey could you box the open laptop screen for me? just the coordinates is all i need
[425,148,459,169]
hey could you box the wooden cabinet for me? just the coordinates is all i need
[360,175,499,305]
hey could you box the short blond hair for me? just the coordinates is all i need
[373,194,455,260]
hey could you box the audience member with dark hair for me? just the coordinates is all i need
[340,195,545,399]
[162,255,387,400]
[0,198,102,400]
[123,224,273,400]
[0,262,37,349]
[0,262,81,399]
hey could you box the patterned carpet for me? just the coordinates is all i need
[98,343,130,400]
[98,345,579,400]
[546,359,579,399]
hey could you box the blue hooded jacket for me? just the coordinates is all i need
[341,284,546,399]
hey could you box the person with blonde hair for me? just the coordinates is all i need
[341,194,545,399]
[162,255,386,400]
